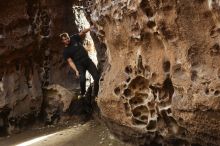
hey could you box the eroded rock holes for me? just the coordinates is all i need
[113,54,183,139]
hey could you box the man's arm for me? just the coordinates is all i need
[67,58,79,77]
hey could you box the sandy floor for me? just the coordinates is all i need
[0,120,133,146]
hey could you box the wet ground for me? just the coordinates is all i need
[0,120,133,146]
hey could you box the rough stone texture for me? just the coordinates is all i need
[0,0,80,135]
[43,84,77,123]
[91,0,220,145]
[1,0,220,145]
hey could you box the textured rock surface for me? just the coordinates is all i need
[91,0,220,145]
[43,84,77,123]
[1,0,220,145]
[0,0,81,135]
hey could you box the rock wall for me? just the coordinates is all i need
[43,84,78,124]
[1,0,220,145]
[0,0,80,135]
[91,0,220,145]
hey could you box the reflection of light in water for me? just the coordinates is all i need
[16,133,56,146]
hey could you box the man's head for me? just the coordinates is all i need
[59,32,70,46]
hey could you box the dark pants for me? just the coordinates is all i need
[76,58,100,97]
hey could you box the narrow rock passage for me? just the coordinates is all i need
[0,120,132,146]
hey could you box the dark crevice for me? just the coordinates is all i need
[147,21,156,28]
[146,120,157,131]
[125,65,133,74]
[191,70,198,81]
[114,87,121,95]
[163,60,170,72]
[162,77,174,98]
[214,90,220,96]
[124,88,132,97]
[0,108,10,136]
[140,0,154,17]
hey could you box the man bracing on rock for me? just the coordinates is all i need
[60,26,99,98]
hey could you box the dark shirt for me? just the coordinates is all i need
[63,34,89,64]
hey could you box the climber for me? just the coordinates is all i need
[60,26,99,98]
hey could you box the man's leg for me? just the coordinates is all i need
[77,65,86,96]
[86,59,100,97]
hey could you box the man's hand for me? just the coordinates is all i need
[67,58,80,78]
[79,27,91,37]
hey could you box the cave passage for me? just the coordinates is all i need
[72,5,98,91]
[0,1,116,145]
[4,0,220,145]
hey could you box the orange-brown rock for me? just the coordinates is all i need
[91,0,220,145]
